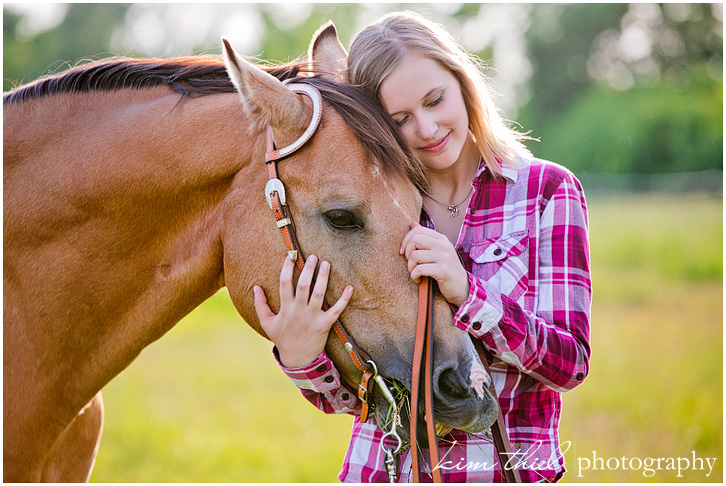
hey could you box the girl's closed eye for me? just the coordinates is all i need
[428,92,444,108]
[394,94,443,126]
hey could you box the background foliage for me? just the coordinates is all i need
[3,3,722,483]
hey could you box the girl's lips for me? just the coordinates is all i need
[419,132,450,153]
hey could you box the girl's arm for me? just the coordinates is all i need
[453,172,591,392]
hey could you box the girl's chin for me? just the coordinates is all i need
[421,154,460,171]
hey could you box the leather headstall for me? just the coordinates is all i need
[263,82,379,423]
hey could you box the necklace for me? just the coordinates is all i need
[421,186,474,218]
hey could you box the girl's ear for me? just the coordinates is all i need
[308,21,348,81]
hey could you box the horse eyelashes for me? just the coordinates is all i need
[324,209,364,231]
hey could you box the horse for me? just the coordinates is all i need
[3,25,498,481]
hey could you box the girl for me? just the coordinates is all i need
[253,11,592,482]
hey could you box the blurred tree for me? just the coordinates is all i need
[3,4,130,91]
[256,3,364,62]
[519,4,629,131]
[532,65,722,177]
[520,3,722,175]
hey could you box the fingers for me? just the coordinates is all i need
[272,254,351,314]
[402,231,444,260]
[407,249,438,275]
[409,263,436,284]
[278,255,295,303]
[252,286,275,326]
[295,254,318,306]
[400,221,421,254]
[309,259,330,307]
[324,285,354,322]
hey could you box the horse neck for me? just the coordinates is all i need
[4,88,264,399]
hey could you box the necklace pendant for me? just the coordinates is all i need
[448,205,459,218]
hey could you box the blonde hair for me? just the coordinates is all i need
[347,11,532,174]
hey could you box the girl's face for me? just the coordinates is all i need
[379,53,473,172]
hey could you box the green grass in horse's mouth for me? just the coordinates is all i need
[381,378,453,442]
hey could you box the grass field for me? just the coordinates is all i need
[91,196,722,483]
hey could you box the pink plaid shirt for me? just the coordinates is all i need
[276,157,592,482]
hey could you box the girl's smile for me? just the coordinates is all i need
[419,132,451,153]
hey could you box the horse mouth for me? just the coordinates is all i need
[374,378,477,444]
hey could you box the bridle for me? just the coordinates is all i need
[261,81,519,483]
[262,82,400,470]
[263,80,395,407]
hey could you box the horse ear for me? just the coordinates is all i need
[222,38,307,129]
[308,21,348,82]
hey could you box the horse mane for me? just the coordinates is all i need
[3,56,427,191]
[2,55,289,103]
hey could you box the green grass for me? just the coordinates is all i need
[91,196,722,482]
[559,196,722,482]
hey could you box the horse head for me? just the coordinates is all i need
[220,28,498,442]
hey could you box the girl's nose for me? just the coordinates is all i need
[415,113,438,140]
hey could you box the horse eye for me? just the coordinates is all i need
[324,210,364,231]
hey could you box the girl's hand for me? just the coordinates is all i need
[253,255,353,368]
[400,222,470,306]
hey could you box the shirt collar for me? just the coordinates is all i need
[475,158,519,183]
[500,164,518,183]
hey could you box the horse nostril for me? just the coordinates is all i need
[437,367,471,400]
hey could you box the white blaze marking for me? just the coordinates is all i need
[371,163,417,220]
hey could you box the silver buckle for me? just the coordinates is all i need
[265,178,286,209]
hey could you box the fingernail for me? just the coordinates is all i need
[321,260,329,270]
[252,286,258,295]
[309,254,317,264]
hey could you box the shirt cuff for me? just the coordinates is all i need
[453,272,504,338]
[273,347,345,393]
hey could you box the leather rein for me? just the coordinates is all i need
[262,82,519,483]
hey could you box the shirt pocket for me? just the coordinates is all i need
[468,230,529,302]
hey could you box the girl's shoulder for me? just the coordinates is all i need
[510,155,575,179]
[507,156,584,199]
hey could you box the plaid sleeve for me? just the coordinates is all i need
[273,347,361,414]
[453,171,592,392]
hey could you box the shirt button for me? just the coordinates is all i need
[461,314,470,323]
[493,248,503,256]
[576,372,584,380]
[472,322,482,331]
[342,393,350,401]
[316,364,327,373]
[324,376,334,384]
